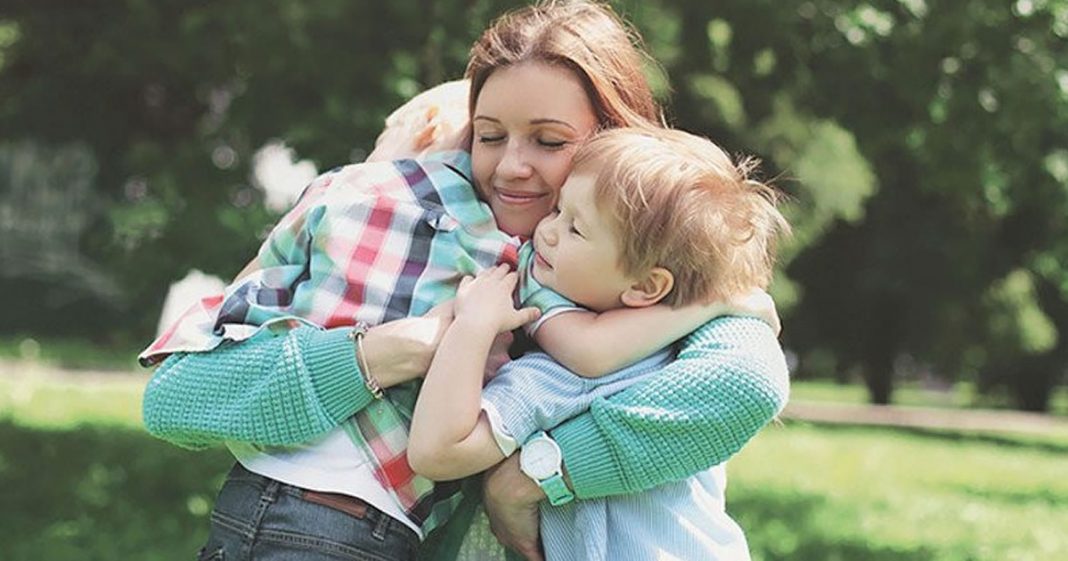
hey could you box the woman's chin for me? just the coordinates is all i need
[496,216,538,239]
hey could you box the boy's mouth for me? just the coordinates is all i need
[534,249,553,270]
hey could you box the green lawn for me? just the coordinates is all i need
[791,379,1068,416]
[1,372,1066,560]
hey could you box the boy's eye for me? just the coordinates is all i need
[569,224,583,237]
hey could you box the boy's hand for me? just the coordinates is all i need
[455,265,540,334]
[715,288,781,335]
[367,80,471,162]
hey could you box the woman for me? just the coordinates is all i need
[142,2,788,560]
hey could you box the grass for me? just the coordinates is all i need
[0,336,142,372]
[791,379,1068,416]
[1,370,1066,560]
[729,422,1068,561]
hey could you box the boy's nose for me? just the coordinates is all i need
[541,221,559,246]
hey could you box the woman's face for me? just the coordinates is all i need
[471,62,599,238]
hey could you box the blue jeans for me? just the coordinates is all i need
[197,463,419,561]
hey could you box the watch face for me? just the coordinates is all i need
[521,438,561,480]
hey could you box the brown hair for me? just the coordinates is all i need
[465,0,663,130]
[573,127,791,306]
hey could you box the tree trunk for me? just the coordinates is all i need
[1012,358,1058,413]
[863,366,893,405]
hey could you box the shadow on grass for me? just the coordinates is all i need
[0,420,232,561]
[731,487,942,561]
[790,420,1068,454]
[945,483,1068,507]
[4,420,999,561]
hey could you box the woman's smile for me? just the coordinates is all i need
[494,187,550,206]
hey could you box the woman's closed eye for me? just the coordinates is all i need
[538,138,568,149]
[477,133,506,144]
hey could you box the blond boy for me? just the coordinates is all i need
[409,127,789,561]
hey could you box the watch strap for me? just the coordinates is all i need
[539,474,574,506]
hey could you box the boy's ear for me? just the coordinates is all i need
[620,267,674,308]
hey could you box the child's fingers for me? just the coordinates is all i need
[503,306,541,331]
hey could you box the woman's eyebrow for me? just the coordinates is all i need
[472,115,577,132]
[530,118,578,131]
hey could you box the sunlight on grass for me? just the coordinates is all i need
[790,379,1068,416]
[0,366,145,428]
[2,370,1066,560]
[730,423,1068,561]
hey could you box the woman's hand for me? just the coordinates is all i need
[484,330,514,383]
[454,265,539,334]
[483,454,545,561]
[359,300,454,387]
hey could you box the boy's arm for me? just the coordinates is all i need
[535,289,780,378]
[408,267,538,481]
[408,316,508,480]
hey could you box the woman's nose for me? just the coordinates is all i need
[496,140,533,180]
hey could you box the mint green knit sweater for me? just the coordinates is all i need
[142,315,788,499]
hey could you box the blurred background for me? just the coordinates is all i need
[1,0,1066,560]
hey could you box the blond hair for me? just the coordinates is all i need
[465,0,663,129]
[573,127,791,306]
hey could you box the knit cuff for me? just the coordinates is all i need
[301,327,374,423]
[550,414,625,500]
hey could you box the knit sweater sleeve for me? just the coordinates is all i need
[141,325,373,449]
[549,316,789,499]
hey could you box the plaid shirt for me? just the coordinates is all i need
[140,151,519,535]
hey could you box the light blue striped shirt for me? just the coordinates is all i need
[482,349,751,561]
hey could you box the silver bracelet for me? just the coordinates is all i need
[349,322,384,400]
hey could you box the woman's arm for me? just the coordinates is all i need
[142,306,452,449]
[483,315,788,554]
[482,312,786,551]
[551,315,789,498]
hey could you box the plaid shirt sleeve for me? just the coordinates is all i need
[138,168,372,365]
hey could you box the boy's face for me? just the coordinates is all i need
[530,173,637,312]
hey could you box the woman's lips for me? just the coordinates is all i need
[495,188,547,206]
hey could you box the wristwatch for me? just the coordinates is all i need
[519,432,575,506]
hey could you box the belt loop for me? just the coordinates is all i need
[371,510,391,541]
[240,477,282,558]
[262,478,281,504]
